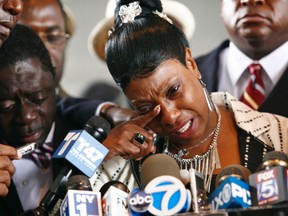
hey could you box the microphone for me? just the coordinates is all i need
[66,174,93,191]
[20,116,110,216]
[52,175,93,216]
[60,175,102,216]
[53,115,110,178]
[249,151,288,206]
[100,181,130,216]
[42,116,109,214]
[128,153,191,215]
[209,164,252,210]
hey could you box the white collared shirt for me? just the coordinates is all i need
[218,41,288,99]
[12,123,55,211]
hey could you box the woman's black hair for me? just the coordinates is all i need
[106,0,189,90]
[0,24,55,78]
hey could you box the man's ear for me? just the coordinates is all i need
[185,47,202,79]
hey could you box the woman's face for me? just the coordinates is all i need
[124,52,212,146]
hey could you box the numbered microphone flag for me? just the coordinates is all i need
[60,190,102,216]
[53,130,109,177]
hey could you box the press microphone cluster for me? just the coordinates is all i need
[209,150,288,212]
[59,150,288,215]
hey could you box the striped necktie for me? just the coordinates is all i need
[240,63,265,110]
[30,142,54,169]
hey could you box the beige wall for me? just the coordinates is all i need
[61,0,227,97]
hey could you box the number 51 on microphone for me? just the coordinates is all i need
[60,190,102,216]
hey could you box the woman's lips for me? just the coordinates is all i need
[176,120,192,134]
[170,119,197,140]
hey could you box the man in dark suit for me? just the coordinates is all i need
[195,0,288,117]
[0,24,105,215]
[0,0,23,47]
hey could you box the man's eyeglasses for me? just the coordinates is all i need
[38,32,71,47]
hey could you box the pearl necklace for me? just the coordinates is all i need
[164,105,221,192]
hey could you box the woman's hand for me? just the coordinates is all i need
[0,144,21,197]
[103,105,161,160]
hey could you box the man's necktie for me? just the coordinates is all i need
[30,142,54,169]
[240,63,265,110]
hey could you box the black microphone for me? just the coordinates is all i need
[249,151,288,206]
[66,174,93,192]
[59,175,102,215]
[52,175,93,216]
[19,116,110,216]
[83,115,110,143]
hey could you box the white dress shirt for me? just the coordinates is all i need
[218,41,288,99]
[12,123,55,211]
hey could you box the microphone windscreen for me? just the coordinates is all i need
[66,175,92,191]
[83,115,110,142]
[257,151,288,171]
[263,151,288,162]
[140,153,180,189]
[215,164,251,188]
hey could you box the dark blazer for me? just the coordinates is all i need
[195,40,288,118]
[0,97,103,216]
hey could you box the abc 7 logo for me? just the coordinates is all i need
[145,176,190,215]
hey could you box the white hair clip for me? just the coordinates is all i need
[153,10,173,24]
[119,1,142,23]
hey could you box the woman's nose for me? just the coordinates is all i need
[3,0,23,16]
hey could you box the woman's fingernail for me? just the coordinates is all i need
[154,105,161,112]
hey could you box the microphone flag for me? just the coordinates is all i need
[53,130,109,178]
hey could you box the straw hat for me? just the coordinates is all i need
[63,4,76,37]
[88,0,196,62]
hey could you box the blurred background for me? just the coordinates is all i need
[60,0,227,98]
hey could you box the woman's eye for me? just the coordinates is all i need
[137,106,153,115]
[168,85,180,98]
